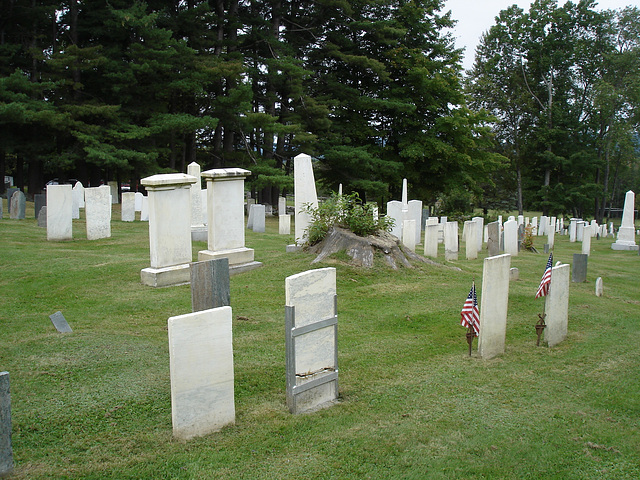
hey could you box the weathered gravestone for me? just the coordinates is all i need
[134,192,143,212]
[472,216,484,251]
[386,200,404,239]
[140,195,149,222]
[464,220,478,260]
[408,200,423,245]
[503,219,518,256]
[141,173,197,287]
[168,306,235,440]
[187,162,207,242]
[402,219,416,252]
[9,191,25,220]
[108,181,118,204]
[547,218,556,249]
[34,193,46,219]
[572,253,588,283]
[444,221,458,261]
[121,192,136,222]
[49,311,72,333]
[487,221,501,257]
[71,182,82,219]
[279,214,291,235]
[46,185,73,241]
[5,188,18,217]
[294,153,319,245]
[278,196,287,215]
[285,267,338,414]
[544,263,570,347]
[85,185,111,240]
[37,206,47,228]
[252,204,266,233]
[0,372,12,477]
[595,277,604,297]
[190,258,230,312]
[581,225,592,255]
[509,267,519,281]
[423,223,439,258]
[478,253,511,360]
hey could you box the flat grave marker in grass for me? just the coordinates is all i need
[49,311,72,333]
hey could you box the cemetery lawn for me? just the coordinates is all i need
[2,207,640,479]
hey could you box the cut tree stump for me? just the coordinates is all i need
[306,226,445,269]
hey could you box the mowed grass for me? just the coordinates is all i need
[1,200,639,479]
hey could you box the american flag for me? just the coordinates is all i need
[461,282,480,335]
[535,253,554,298]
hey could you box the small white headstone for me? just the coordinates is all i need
[423,224,438,258]
[464,220,478,260]
[544,264,570,347]
[402,219,416,252]
[595,277,603,297]
[279,214,291,235]
[444,221,458,261]
[134,192,143,212]
[387,200,404,239]
[503,219,518,256]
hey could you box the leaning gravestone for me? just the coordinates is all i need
[294,153,319,245]
[37,206,47,227]
[9,191,25,220]
[46,185,73,241]
[572,253,588,283]
[544,263,570,347]
[285,267,338,414]
[168,306,235,440]
[85,185,111,240]
[49,311,72,333]
[190,258,230,312]
[34,193,46,219]
[0,372,12,477]
[478,253,511,359]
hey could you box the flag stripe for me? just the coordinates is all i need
[535,253,553,298]
[461,282,480,335]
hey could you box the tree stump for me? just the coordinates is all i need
[306,226,442,269]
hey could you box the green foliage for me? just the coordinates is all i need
[522,224,535,251]
[303,193,394,245]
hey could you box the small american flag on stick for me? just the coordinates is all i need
[461,281,480,336]
[535,253,553,298]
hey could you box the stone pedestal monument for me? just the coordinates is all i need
[612,190,638,251]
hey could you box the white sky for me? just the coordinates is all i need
[444,0,640,71]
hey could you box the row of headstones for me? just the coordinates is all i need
[246,198,292,235]
[169,260,337,439]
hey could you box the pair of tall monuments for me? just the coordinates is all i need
[140,169,261,287]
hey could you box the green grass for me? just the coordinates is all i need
[1,200,640,479]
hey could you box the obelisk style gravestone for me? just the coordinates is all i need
[140,173,197,287]
[544,264,570,347]
[294,153,319,245]
[478,254,511,359]
[612,190,638,250]
[168,306,235,439]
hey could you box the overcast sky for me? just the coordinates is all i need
[444,0,639,71]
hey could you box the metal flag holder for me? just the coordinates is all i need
[466,325,476,356]
[535,309,546,346]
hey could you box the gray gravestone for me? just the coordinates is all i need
[509,267,519,281]
[487,221,500,257]
[5,188,18,216]
[190,258,230,312]
[9,191,25,220]
[37,206,47,228]
[252,204,266,233]
[517,223,525,251]
[544,243,549,253]
[49,311,72,333]
[0,372,12,477]
[572,254,588,283]
[34,193,46,219]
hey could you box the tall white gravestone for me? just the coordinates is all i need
[46,184,73,241]
[408,200,423,245]
[581,225,592,255]
[465,220,478,260]
[478,253,511,359]
[198,168,261,274]
[386,200,404,239]
[503,219,518,256]
[140,173,197,287]
[294,153,319,245]
[444,221,459,261]
[423,223,439,258]
[121,192,136,222]
[544,264,570,347]
[85,185,111,240]
[285,267,338,414]
[168,306,235,440]
[612,190,638,250]
[188,162,207,241]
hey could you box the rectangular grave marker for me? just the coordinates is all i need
[0,372,12,477]
[190,258,230,312]
[168,306,235,439]
[285,268,338,414]
[572,253,588,283]
[544,264,570,347]
[478,253,511,359]
[49,311,72,333]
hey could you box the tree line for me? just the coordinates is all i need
[1,0,638,220]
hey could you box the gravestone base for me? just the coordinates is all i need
[286,244,302,253]
[141,264,191,288]
[611,241,638,251]
[198,247,262,275]
[191,225,208,242]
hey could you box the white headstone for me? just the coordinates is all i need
[464,220,478,260]
[547,217,556,249]
[544,264,570,347]
[444,221,458,261]
[294,153,319,245]
[46,185,73,241]
[576,221,585,242]
[168,306,235,439]
[478,253,511,359]
[140,195,149,222]
[503,219,518,256]
[517,215,524,226]
[472,216,484,251]
[85,185,111,240]
[279,214,291,235]
[612,190,638,250]
[402,219,416,252]
[134,192,143,212]
[108,181,118,204]
[408,200,422,244]
[140,173,197,287]
[539,216,548,236]
[252,204,266,233]
[581,225,592,255]
[71,182,83,219]
[387,200,404,239]
[423,223,438,258]
[121,192,136,222]
[531,216,538,236]
[595,276,603,297]
[278,196,287,215]
[187,162,205,227]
